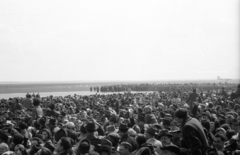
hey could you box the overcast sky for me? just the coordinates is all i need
[0,0,239,82]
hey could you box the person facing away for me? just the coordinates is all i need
[175,108,210,155]
[187,88,201,109]
[21,93,33,109]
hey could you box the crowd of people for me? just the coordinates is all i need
[92,83,238,93]
[0,83,240,155]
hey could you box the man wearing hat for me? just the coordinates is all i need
[230,119,239,133]
[77,139,91,155]
[169,126,182,147]
[99,139,113,155]
[107,132,120,155]
[119,123,137,152]
[45,103,60,118]
[175,108,210,155]
[105,125,118,135]
[48,118,60,136]
[84,121,102,152]
[145,125,162,155]
[136,114,145,134]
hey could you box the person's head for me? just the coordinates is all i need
[26,109,32,116]
[107,133,120,149]
[33,99,40,107]
[41,129,52,142]
[230,119,239,132]
[12,134,24,145]
[18,122,28,131]
[201,120,211,131]
[119,142,132,155]
[226,129,236,140]
[145,125,157,140]
[55,137,72,152]
[169,126,181,138]
[31,137,43,147]
[135,134,147,149]
[158,130,172,146]
[0,143,9,155]
[128,128,136,138]
[81,111,88,118]
[193,88,196,93]
[49,104,55,110]
[136,115,145,127]
[202,113,210,121]
[162,119,171,130]
[213,134,225,151]
[77,139,90,155]
[35,147,52,155]
[215,128,226,139]
[109,115,119,126]
[210,122,215,132]
[14,144,26,155]
[174,108,188,123]
[118,123,129,137]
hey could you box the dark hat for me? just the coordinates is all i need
[175,108,188,119]
[146,125,157,136]
[164,113,172,119]
[78,139,90,153]
[217,114,225,119]
[161,144,180,154]
[119,123,129,132]
[106,125,118,134]
[99,138,113,147]
[84,122,99,132]
[153,123,162,130]
[220,124,230,132]
[163,119,171,126]
[0,132,8,143]
[169,126,181,133]
[109,115,119,123]
[202,112,210,118]
[80,125,87,134]
[231,119,239,125]
[49,118,57,125]
[141,143,155,154]
[137,114,145,122]
[100,145,112,154]
[54,128,67,142]
[32,135,44,144]
[99,139,113,153]
[49,103,55,110]
[18,122,28,130]
[208,102,213,108]
[38,116,47,126]
[108,132,120,144]
[158,129,172,138]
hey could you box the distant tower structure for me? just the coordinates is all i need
[90,87,92,92]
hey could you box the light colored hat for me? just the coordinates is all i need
[66,122,75,129]
[0,143,9,154]
[128,128,137,137]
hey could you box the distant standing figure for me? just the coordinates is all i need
[21,93,33,109]
[32,99,43,121]
[187,88,201,109]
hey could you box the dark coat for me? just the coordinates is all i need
[85,134,102,152]
[187,92,201,105]
[120,133,137,151]
[182,116,210,155]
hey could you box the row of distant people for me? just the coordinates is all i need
[90,83,239,93]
